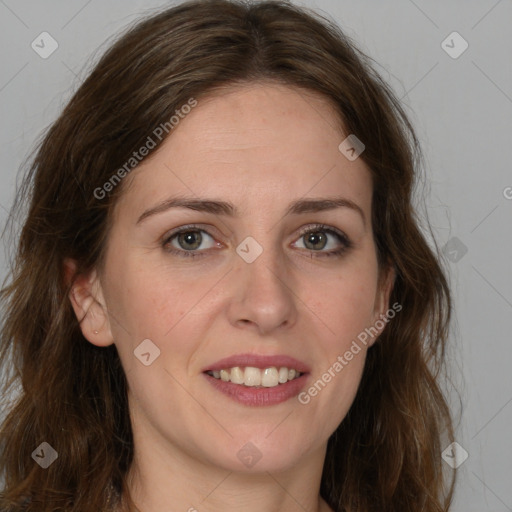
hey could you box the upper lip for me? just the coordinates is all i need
[203,353,311,373]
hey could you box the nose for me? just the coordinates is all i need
[226,244,298,336]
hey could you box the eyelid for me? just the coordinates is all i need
[162,223,221,242]
[295,223,350,243]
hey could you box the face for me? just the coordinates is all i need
[71,82,393,476]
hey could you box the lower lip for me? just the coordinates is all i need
[204,373,308,406]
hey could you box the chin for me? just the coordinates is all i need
[200,432,320,474]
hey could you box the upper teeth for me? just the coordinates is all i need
[208,367,301,387]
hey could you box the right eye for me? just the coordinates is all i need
[162,225,220,258]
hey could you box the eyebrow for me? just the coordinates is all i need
[136,195,366,226]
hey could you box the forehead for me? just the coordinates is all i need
[115,82,373,220]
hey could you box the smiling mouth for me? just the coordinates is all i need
[205,366,303,388]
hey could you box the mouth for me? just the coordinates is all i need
[202,353,310,406]
[206,366,303,388]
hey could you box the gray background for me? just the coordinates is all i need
[0,1,511,510]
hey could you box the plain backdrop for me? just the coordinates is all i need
[0,1,511,510]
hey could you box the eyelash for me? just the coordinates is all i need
[161,223,352,259]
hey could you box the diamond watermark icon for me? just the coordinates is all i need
[236,236,263,263]
[442,441,469,469]
[31,442,58,469]
[31,32,59,59]
[442,237,468,263]
[338,134,365,161]
[237,442,263,468]
[441,32,468,59]
[134,338,161,366]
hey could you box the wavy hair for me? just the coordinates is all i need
[0,1,456,510]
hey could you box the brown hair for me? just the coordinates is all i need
[0,1,456,510]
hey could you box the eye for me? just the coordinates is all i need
[293,224,352,257]
[162,225,218,257]
[161,223,352,259]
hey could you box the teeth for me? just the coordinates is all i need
[278,367,288,383]
[244,367,261,386]
[207,366,302,387]
[261,367,279,387]
[230,366,244,385]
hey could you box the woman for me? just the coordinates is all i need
[0,1,456,511]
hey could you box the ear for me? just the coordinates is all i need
[369,264,396,346]
[65,259,114,347]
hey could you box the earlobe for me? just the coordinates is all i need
[66,259,114,347]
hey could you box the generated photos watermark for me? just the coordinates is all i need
[94,98,198,200]
[298,301,402,404]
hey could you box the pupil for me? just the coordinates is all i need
[179,231,201,250]
[306,232,326,250]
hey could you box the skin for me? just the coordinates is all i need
[69,82,394,512]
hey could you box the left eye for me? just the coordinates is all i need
[293,229,346,252]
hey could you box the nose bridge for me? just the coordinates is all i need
[239,233,289,297]
[242,239,286,292]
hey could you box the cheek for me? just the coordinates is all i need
[103,257,221,372]
[105,256,202,332]
[307,263,379,346]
